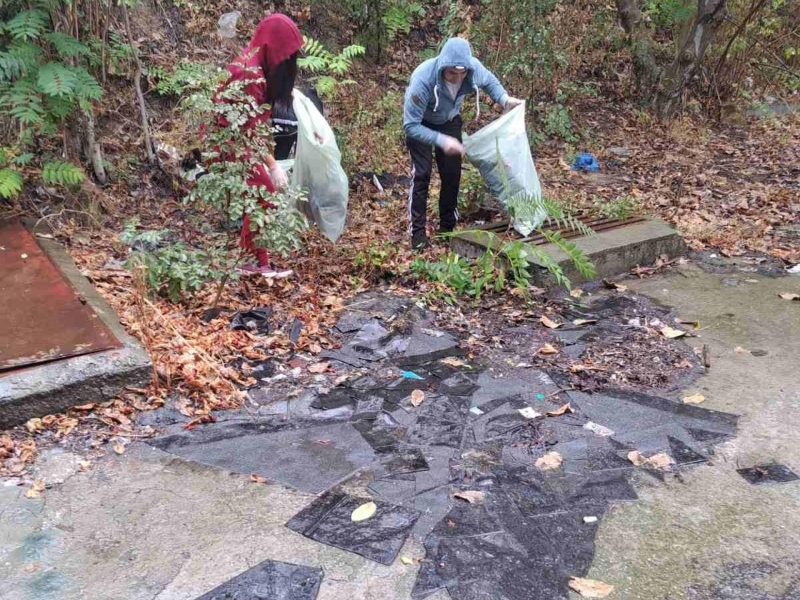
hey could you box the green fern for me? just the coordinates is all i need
[42,161,85,186]
[71,66,103,102]
[37,62,77,97]
[542,229,597,280]
[297,55,327,73]
[2,77,46,125]
[315,76,337,97]
[0,53,27,81]
[46,32,91,58]
[6,9,49,42]
[0,168,23,199]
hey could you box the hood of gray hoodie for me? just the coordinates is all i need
[403,37,508,148]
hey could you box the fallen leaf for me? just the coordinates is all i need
[628,450,673,469]
[316,439,331,445]
[78,460,92,471]
[410,389,425,407]
[734,346,749,354]
[25,480,46,499]
[778,292,800,301]
[540,315,562,329]
[25,418,43,433]
[537,343,559,355]
[351,501,377,522]
[250,474,268,483]
[682,393,706,404]
[569,576,615,598]
[308,362,330,374]
[660,326,686,339]
[535,451,563,471]
[602,279,628,291]
[440,357,467,368]
[570,289,584,298]
[573,319,598,326]
[453,490,486,504]
[400,556,414,565]
[546,403,574,417]
[73,403,96,411]
[113,442,125,455]
[309,343,322,354]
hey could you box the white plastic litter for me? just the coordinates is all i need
[217,11,241,38]
[463,102,544,236]
[291,89,348,242]
[518,407,542,419]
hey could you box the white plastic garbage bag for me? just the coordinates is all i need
[463,102,544,237]
[291,89,348,243]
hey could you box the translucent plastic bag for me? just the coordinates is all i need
[463,102,544,236]
[291,89,348,242]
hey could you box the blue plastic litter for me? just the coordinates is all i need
[571,153,600,172]
[400,370,425,380]
[536,393,546,400]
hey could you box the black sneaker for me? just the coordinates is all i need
[411,232,430,251]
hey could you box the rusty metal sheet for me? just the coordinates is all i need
[0,218,121,373]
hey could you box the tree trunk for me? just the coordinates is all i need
[615,0,662,101]
[655,0,728,118]
[82,108,107,185]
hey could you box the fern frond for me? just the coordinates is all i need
[1,77,45,125]
[301,37,326,57]
[297,55,327,73]
[0,53,27,82]
[43,93,74,119]
[42,161,85,186]
[46,32,91,58]
[541,229,596,280]
[315,76,337,98]
[71,66,103,102]
[0,168,23,199]
[6,10,49,41]
[526,242,570,289]
[341,44,366,59]
[8,41,44,69]
[37,62,77,97]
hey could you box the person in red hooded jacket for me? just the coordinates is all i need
[213,14,304,273]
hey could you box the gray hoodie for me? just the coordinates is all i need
[403,38,509,149]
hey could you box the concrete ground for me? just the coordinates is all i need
[1,264,799,600]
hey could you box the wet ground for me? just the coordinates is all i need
[1,262,799,600]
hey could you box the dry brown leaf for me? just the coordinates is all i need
[660,326,686,339]
[410,389,425,407]
[453,490,486,504]
[537,343,559,355]
[535,451,563,471]
[441,357,467,368]
[25,480,46,499]
[569,577,615,598]
[778,292,800,301]
[682,393,706,404]
[540,315,562,329]
[546,403,574,417]
[25,418,43,433]
[309,343,322,354]
[308,362,330,374]
[73,403,96,411]
[573,319,598,326]
[113,442,125,455]
[250,474,268,484]
[628,450,672,469]
[570,289,584,298]
[627,450,646,466]
[602,279,628,292]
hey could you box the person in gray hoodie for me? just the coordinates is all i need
[403,37,521,250]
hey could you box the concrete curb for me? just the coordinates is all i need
[0,221,151,429]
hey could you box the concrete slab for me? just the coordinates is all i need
[451,218,687,287]
[0,219,151,428]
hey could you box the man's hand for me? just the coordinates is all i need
[440,135,464,157]
[504,97,523,111]
[269,163,289,191]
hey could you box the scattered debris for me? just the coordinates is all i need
[113,442,126,455]
[440,357,467,368]
[702,344,711,368]
[400,370,425,380]
[734,346,749,354]
[682,393,706,404]
[250,474,268,484]
[584,421,614,437]
[535,451,563,471]
[570,289,584,298]
[573,319,598,326]
[569,576,615,598]
[518,407,542,419]
[229,307,272,334]
[737,464,799,485]
[308,362,331,374]
[351,501,377,522]
[583,516,598,524]
[469,407,485,416]
[602,279,628,291]
[410,389,425,407]
[400,556,414,566]
[778,292,800,301]
[660,326,686,339]
[537,343,559,355]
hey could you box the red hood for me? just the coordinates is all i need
[228,14,303,81]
